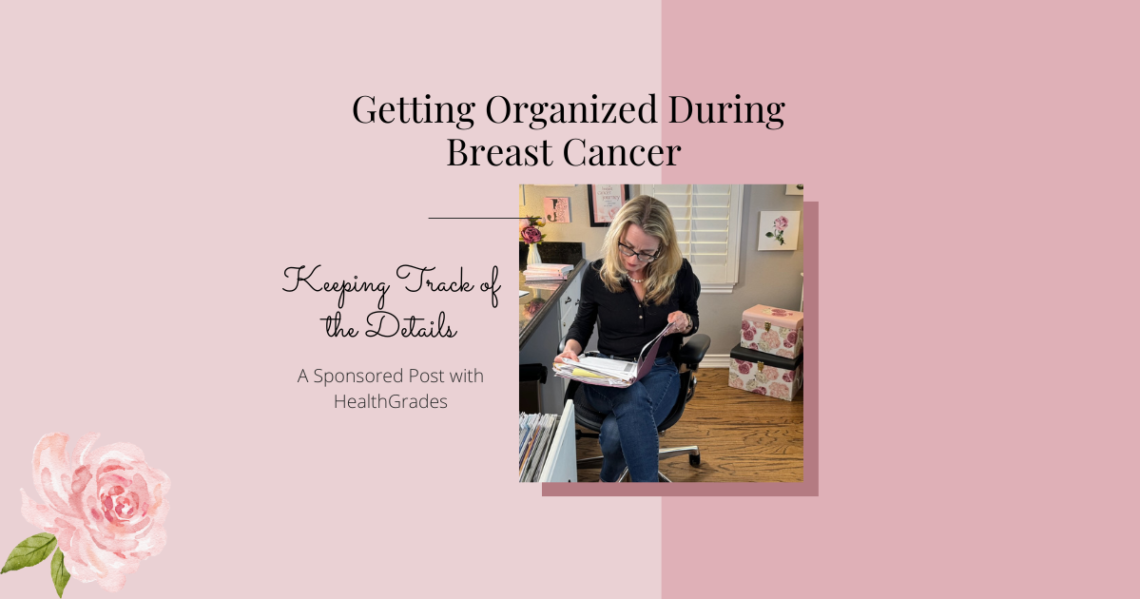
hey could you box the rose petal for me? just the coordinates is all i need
[31,433,80,517]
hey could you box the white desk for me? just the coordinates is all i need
[537,400,578,483]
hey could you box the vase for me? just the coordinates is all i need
[527,243,542,265]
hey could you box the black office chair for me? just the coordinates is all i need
[559,332,710,482]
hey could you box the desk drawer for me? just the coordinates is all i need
[558,274,582,323]
[559,309,576,342]
[558,275,582,342]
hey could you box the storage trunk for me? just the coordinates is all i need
[741,304,803,359]
[728,346,803,401]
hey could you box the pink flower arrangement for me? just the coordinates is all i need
[521,226,542,243]
[519,216,545,245]
[525,298,545,316]
[16,433,170,593]
[734,359,752,375]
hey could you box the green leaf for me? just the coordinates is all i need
[1,533,57,574]
[51,549,70,598]
[765,232,774,237]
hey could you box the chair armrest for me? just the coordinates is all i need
[678,334,711,367]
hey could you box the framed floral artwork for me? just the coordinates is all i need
[758,210,800,250]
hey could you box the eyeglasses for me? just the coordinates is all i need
[618,241,660,263]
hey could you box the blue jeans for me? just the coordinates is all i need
[581,355,680,482]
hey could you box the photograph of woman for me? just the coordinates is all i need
[554,195,700,482]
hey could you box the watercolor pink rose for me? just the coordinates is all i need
[743,329,755,341]
[762,366,782,383]
[768,382,790,399]
[734,359,752,375]
[5,433,170,595]
[775,348,795,358]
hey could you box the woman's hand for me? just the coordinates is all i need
[666,311,691,335]
[554,339,583,365]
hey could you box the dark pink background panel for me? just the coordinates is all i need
[660,1,1139,597]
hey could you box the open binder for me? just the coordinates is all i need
[554,323,675,388]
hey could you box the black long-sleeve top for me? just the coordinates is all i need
[566,258,700,360]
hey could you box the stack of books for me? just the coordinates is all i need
[523,263,573,281]
[519,412,560,482]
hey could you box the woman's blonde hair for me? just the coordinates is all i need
[598,195,683,305]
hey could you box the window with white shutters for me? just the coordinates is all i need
[640,184,744,293]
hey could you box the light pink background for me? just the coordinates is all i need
[1,2,665,598]
[2,2,1137,598]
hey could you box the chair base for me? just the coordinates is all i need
[577,445,700,482]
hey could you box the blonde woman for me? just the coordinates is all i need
[555,195,700,482]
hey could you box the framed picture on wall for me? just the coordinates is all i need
[758,210,801,250]
[587,184,631,226]
[544,197,571,223]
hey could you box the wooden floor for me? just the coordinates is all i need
[574,368,804,482]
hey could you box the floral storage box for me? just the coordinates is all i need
[741,304,803,359]
[728,346,803,401]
